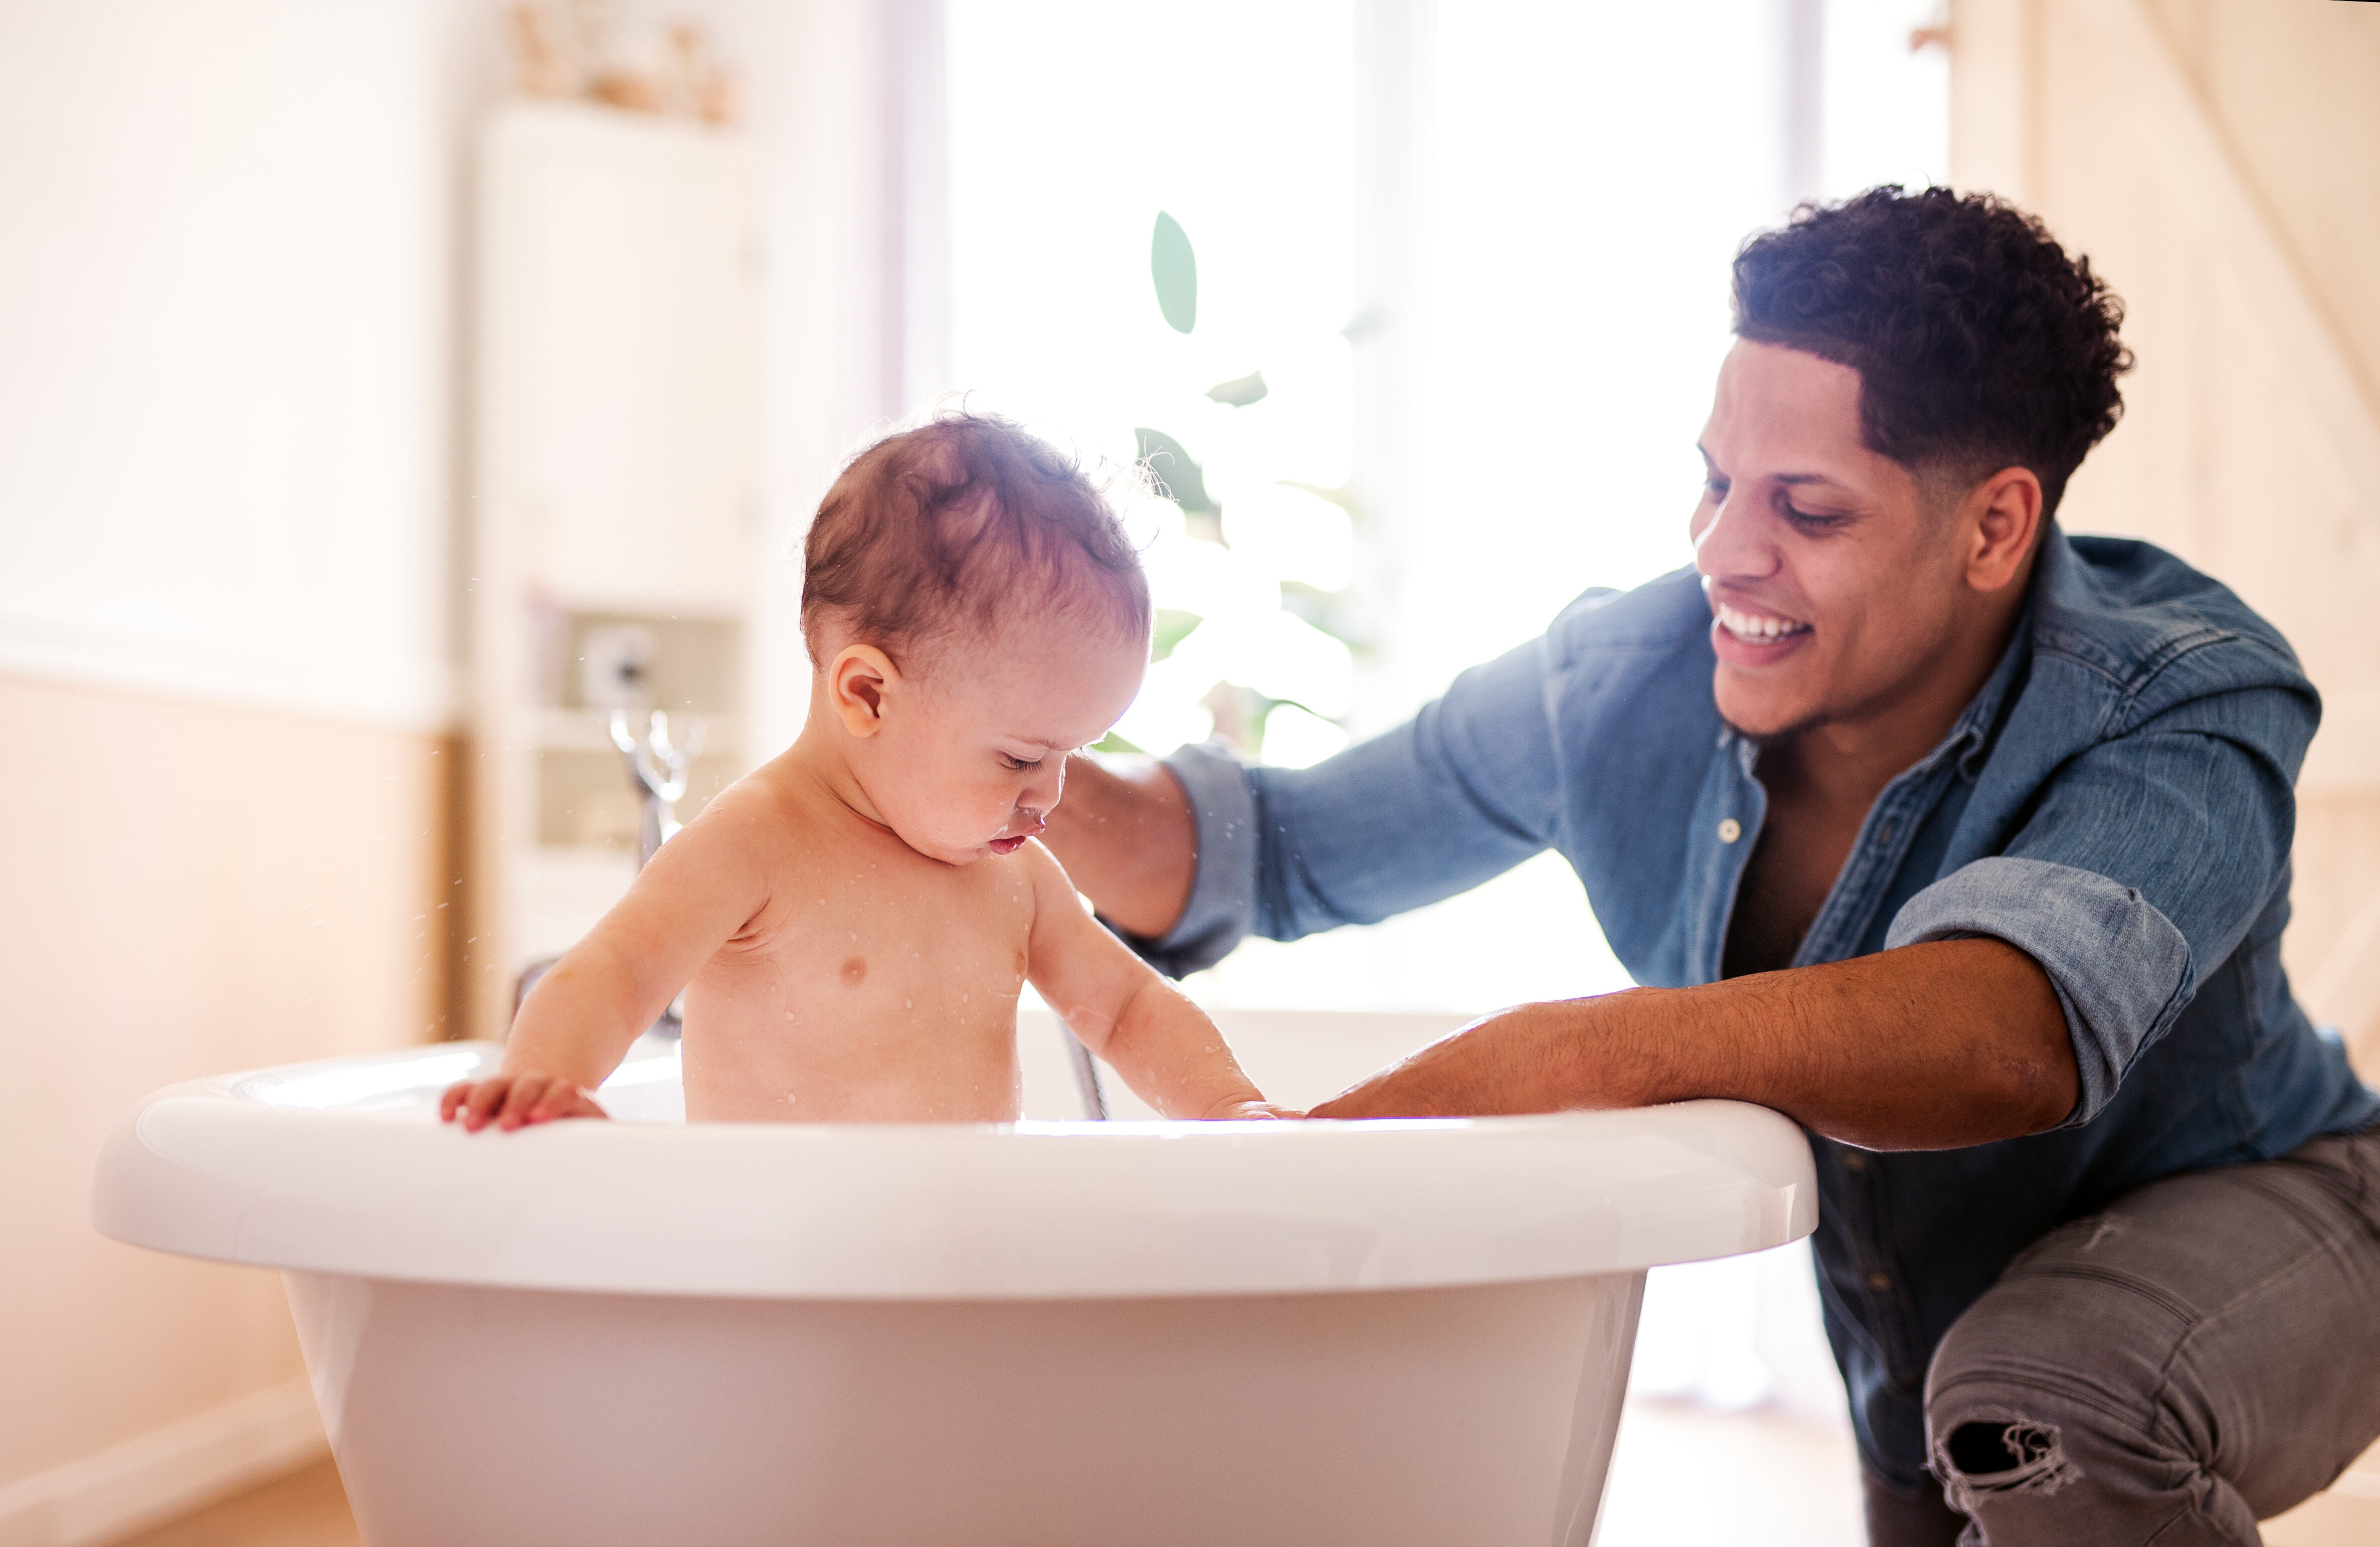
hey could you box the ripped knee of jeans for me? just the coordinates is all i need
[1933,1411,2086,1514]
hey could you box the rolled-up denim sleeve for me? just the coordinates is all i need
[1135,634,1565,975]
[1886,692,2310,1125]
[1126,741,1260,977]
[1886,857,2192,1123]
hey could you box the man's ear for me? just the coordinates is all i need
[1963,466,2045,594]
[828,644,900,739]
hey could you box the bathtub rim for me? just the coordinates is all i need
[94,1037,1817,1302]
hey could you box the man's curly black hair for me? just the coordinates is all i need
[1732,186,2133,518]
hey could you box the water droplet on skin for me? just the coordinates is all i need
[784,1010,794,1020]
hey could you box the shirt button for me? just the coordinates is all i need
[1717,818,1743,843]
[1867,1272,1893,1293]
[1841,1152,1868,1172]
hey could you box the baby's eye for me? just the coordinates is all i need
[1704,477,1729,501]
[1000,753,1041,772]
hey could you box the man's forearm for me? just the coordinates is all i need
[1042,754,1197,939]
[1314,938,2079,1150]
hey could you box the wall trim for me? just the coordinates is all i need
[0,1379,326,1547]
[0,620,462,735]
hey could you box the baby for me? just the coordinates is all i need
[443,415,1284,1128]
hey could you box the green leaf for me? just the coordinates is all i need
[1151,211,1197,333]
[1133,428,1217,515]
[1204,370,1268,407]
[1150,609,1203,662]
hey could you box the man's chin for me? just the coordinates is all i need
[1714,683,1828,747]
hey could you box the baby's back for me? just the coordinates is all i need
[678,766,1037,1122]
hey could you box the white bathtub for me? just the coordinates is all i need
[94,1009,1814,1547]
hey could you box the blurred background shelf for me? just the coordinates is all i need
[468,99,770,1040]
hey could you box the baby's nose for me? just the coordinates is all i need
[1011,806,1048,835]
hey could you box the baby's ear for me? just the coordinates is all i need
[829,644,900,737]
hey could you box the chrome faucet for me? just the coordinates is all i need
[610,709,702,868]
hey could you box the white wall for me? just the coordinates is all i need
[0,5,491,1537]
[0,3,904,1536]
[0,0,489,732]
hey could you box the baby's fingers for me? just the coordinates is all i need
[456,1077,514,1132]
[494,1075,557,1130]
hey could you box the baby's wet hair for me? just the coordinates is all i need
[801,411,1152,669]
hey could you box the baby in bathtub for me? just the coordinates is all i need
[443,414,1286,1128]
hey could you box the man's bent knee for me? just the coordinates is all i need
[1937,1411,2088,1512]
[1923,1273,2262,1546]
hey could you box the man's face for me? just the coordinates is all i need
[1690,340,1982,742]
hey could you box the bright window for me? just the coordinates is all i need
[946,1,1945,1019]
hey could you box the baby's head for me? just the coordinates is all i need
[801,413,1151,864]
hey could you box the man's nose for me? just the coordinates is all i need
[1693,489,1779,585]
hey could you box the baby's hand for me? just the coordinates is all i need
[439,1073,609,1132]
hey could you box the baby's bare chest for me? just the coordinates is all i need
[698,852,1036,1034]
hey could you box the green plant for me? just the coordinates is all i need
[1129,210,1360,763]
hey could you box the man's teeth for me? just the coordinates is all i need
[1717,603,1810,643]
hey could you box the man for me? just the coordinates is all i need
[1045,188,2380,1546]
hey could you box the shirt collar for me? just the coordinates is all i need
[1947,604,2033,782]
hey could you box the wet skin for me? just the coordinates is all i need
[443,615,1281,1129]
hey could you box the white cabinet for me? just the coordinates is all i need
[469,101,760,1039]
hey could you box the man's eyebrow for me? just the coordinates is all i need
[1696,446,1847,490]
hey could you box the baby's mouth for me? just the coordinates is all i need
[988,808,1046,855]
[1714,600,1812,645]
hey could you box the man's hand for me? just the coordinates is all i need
[1310,938,2079,1151]
[1310,1001,1606,1120]
[1040,755,1196,940]
[440,1073,610,1132]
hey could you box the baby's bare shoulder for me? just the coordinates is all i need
[686,761,827,849]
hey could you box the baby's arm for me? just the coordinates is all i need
[442,801,770,1131]
[1020,841,1288,1120]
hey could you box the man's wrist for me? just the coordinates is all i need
[1045,754,1196,939]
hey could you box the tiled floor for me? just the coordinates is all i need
[115,1401,2380,1546]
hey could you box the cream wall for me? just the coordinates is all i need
[0,0,486,725]
[1951,0,2380,1063]
[0,0,488,1534]
[0,677,456,1484]
[0,0,912,1534]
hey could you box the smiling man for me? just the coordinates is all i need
[1044,188,2380,1545]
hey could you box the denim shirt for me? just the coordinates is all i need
[1144,529,2379,1486]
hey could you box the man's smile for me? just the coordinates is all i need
[1712,599,1813,650]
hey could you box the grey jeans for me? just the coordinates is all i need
[1862,1128,2380,1546]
